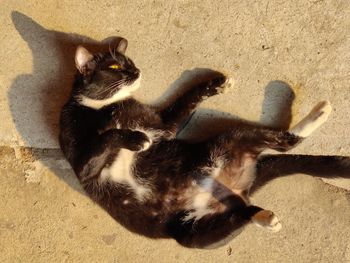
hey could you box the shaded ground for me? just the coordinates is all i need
[1,146,349,263]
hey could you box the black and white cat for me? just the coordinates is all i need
[59,38,332,248]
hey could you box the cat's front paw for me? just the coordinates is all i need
[215,77,235,94]
[139,139,151,151]
[129,131,152,152]
[201,74,235,99]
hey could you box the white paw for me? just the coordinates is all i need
[139,140,152,151]
[216,77,235,94]
[265,214,282,232]
[290,100,332,138]
[309,100,332,122]
[252,210,282,233]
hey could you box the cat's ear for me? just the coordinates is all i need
[75,46,95,74]
[116,38,128,54]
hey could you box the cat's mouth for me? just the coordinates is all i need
[78,74,142,109]
[125,73,142,93]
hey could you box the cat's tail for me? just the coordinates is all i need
[254,154,350,192]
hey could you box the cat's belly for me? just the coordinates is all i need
[99,145,257,223]
[181,153,257,222]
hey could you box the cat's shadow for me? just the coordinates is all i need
[9,12,121,194]
[9,12,350,197]
[153,69,295,142]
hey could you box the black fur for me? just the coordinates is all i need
[59,38,304,248]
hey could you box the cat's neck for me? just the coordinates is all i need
[75,75,142,110]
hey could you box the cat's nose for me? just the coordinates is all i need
[131,68,140,77]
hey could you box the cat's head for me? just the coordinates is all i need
[74,38,141,109]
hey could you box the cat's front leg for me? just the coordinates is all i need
[123,130,152,151]
[77,129,150,178]
[160,73,234,126]
[100,129,150,152]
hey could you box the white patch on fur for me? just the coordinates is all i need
[78,76,142,109]
[140,140,151,151]
[115,121,122,129]
[183,177,215,222]
[100,149,150,201]
[290,100,332,138]
[151,212,158,216]
[211,159,224,178]
[182,159,225,222]
[132,127,167,142]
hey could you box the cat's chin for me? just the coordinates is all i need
[78,75,142,109]
[126,73,142,94]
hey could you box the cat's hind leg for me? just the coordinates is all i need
[166,204,281,248]
[236,205,282,232]
[248,100,332,152]
[267,100,332,152]
[289,100,332,138]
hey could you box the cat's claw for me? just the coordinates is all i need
[216,77,235,94]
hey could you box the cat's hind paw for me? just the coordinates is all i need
[290,100,332,138]
[252,210,282,232]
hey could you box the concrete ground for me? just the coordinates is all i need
[1,0,350,262]
[1,147,350,262]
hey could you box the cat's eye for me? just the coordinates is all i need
[109,64,121,70]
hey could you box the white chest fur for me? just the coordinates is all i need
[100,149,150,201]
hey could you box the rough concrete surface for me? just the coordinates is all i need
[1,1,350,262]
[1,148,350,262]
[0,0,349,154]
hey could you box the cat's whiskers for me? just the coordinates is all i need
[102,80,123,91]
[99,79,131,98]
[95,80,125,97]
[106,80,125,95]
[101,83,119,95]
